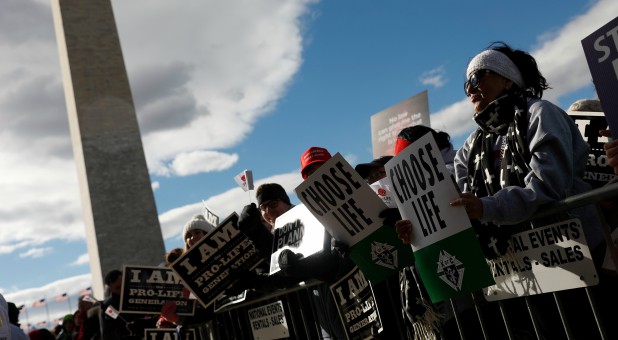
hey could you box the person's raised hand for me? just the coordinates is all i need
[601,130,618,174]
[395,219,414,244]
[450,192,483,220]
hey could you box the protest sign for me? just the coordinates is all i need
[119,265,195,315]
[370,90,430,158]
[268,204,328,275]
[170,213,263,309]
[144,328,196,340]
[294,153,414,282]
[484,218,598,301]
[330,266,383,340]
[581,15,618,139]
[369,177,397,209]
[568,110,616,188]
[385,132,493,302]
[247,301,289,340]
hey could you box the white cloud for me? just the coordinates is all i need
[70,253,90,267]
[168,151,239,177]
[152,181,160,191]
[19,247,53,258]
[419,66,447,89]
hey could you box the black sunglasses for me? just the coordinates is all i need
[464,69,492,96]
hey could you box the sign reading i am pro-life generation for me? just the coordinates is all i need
[170,213,263,309]
[143,328,196,340]
[330,266,383,340]
[384,132,493,302]
[294,153,414,283]
[119,265,196,315]
[484,218,598,301]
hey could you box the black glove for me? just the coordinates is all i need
[225,270,258,296]
[278,249,303,272]
[239,203,262,233]
[379,208,401,227]
[331,238,349,258]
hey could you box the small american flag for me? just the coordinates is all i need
[32,299,46,308]
[55,293,69,302]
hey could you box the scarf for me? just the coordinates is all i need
[466,92,531,259]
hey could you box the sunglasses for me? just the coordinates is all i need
[464,69,492,96]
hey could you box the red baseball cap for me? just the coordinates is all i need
[300,146,332,179]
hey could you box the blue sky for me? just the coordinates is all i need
[0,0,613,327]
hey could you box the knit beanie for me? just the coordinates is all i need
[256,183,291,206]
[183,214,214,240]
[466,49,525,89]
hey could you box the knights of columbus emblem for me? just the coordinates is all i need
[437,250,464,291]
[371,241,397,270]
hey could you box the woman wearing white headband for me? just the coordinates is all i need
[446,42,605,339]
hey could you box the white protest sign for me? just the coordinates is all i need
[294,153,387,246]
[269,204,327,275]
[384,132,467,250]
[484,218,598,301]
[247,301,289,340]
[369,177,397,209]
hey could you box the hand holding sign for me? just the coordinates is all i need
[449,192,483,220]
[601,129,618,174]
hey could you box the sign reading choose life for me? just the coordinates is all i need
[170,213,263,309]
[294,153,413,283]
[384,132,493,302]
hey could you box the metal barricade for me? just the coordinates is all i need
[195,181,618,340]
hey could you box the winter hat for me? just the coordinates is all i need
[355,156,393,179]
[466,49,525,89]
[300,147,332,179]
[394,125,435,155]
[256,183,291,206]
[183,214,214,240]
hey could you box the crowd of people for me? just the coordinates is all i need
[2,41,617,340]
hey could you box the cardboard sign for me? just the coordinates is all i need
[370,90,430,158]
[268,204,328,275]
[247,301,289,340]
[369,177,397,209]
[119,265,195,315]
[484,218,598,301]
[294,153,414,282]
[170,213,263,309]
[568,110,616,188]
[385,132,493,302]
[330,266,383,340]
[143,328,196,340]
[294,153,386,247]
[581,15,618,139]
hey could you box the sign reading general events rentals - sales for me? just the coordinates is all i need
[247,301,289,340]
[170,213,263,309]
[119,265,195,315]
[384,132,493,302]
[484,218,598,301]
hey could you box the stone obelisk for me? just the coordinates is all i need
[51,0,166,298]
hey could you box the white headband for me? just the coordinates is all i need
[466,49,525,89]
